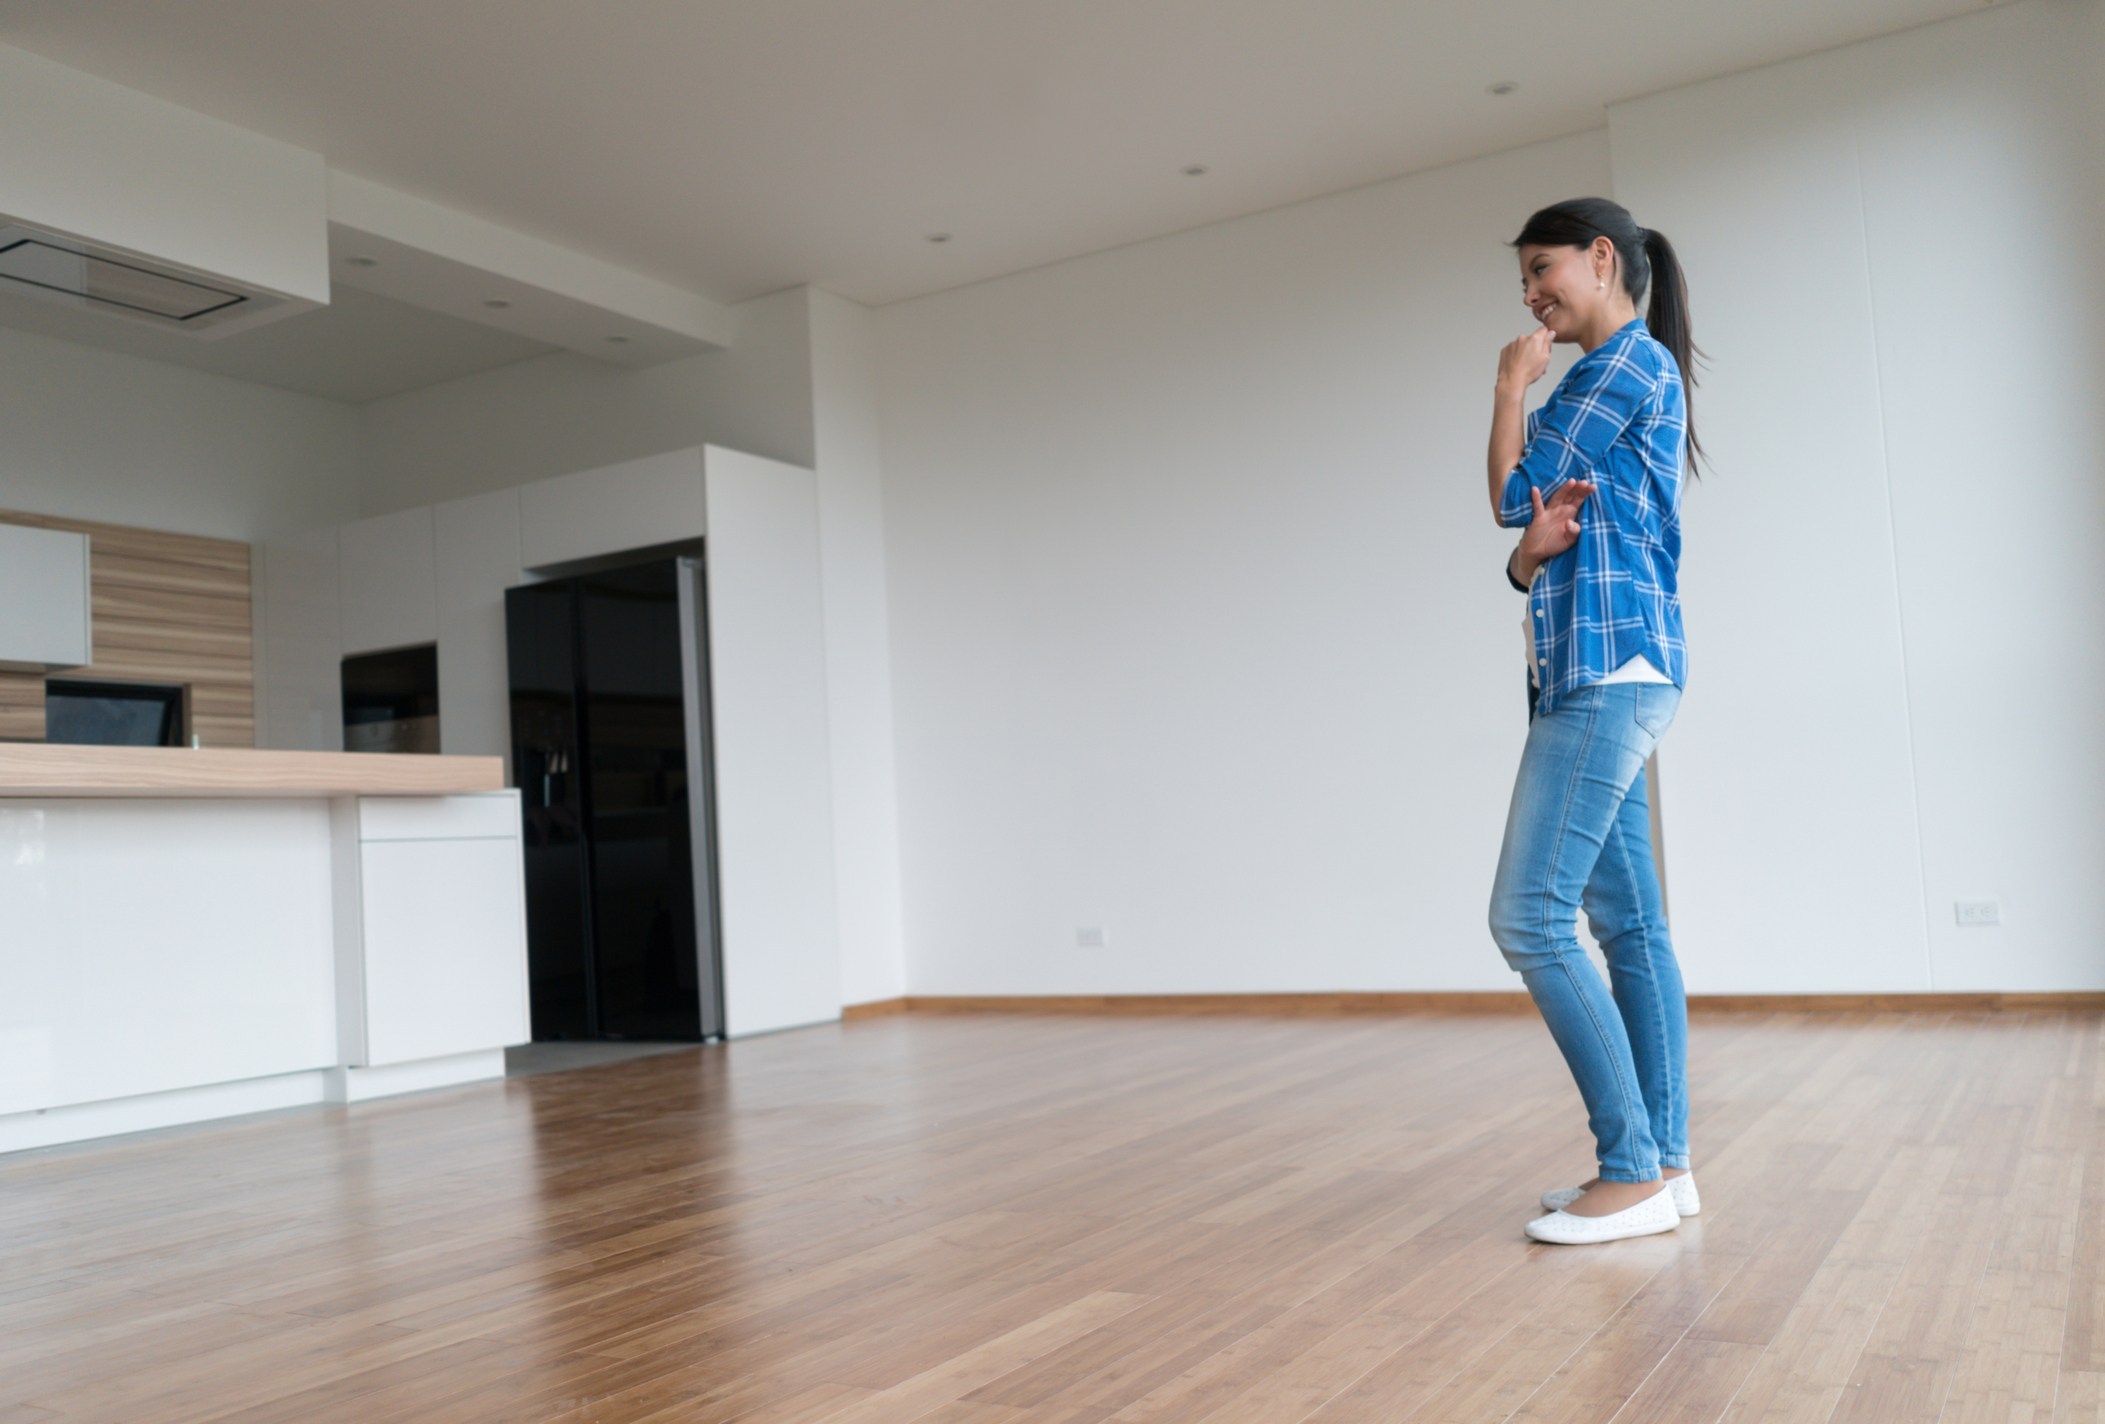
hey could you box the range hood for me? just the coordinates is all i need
[0,223,296,338]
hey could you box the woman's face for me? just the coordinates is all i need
[1517,240,1607,342]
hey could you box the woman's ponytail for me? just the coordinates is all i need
[1641,227,1704,476]
[1512,198,1705,478]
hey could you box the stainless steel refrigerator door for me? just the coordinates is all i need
[676,556,728,1039]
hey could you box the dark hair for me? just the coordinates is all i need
[1511,197,1705,476]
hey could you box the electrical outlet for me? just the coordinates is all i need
[1076,926,1107,948]
[1954,899,2001,927]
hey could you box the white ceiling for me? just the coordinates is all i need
[0,0,1993,312]
[0,277,555,403]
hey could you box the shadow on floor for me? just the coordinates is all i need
[505,1040,705,1079]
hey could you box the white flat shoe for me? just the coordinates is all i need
[1542,1171,1699,1217]
[1525,1181,1680,1244]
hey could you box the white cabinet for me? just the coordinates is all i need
[434,490,522,771]
[338,506,438,655]
[337,792,528,1070]
[0,524,91,670]
[255,527,343,750]
[358,839,527,1066]
[702,448,842,1036]
[517,448,707,569]
[0,799,338,1124]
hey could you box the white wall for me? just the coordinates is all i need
[876,0,2105,999]
[357,287,815,514]
[876,132,1609,995]
[0,322,361,540]
[1610,0,2105,992]
[809,290,909,1006]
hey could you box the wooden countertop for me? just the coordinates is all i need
[0,745,507,798]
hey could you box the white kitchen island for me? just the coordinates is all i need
[0,745,529,1153]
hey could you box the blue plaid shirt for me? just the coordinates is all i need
[1500,318,1687,718]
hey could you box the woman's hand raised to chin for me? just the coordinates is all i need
[1487,326,1556,519]
[1497,326,1555,395]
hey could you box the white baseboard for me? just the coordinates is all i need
[326,1048,508,1103]
[0,1071,329,1155]
[0,1047,513,1156]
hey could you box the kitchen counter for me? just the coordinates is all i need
[0,744,504,797]
[0,752,528,1154]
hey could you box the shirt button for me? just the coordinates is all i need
[1537,658,1547,666]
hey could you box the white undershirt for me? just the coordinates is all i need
[1524,569,1671,690]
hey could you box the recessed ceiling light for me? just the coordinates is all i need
[605,335,630,344]
[343,256,379,268]
[483,298,512,309]
[926,233,952,244]
[1488,80,1519,96]
[1183,164,1209,177]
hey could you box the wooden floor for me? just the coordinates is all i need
[5,1007,2103,1422]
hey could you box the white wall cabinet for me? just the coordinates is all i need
[0,523,90,670]
[338,506,438,655]
[517,448,708,569]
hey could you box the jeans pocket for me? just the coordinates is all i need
[1633,683,1680,741]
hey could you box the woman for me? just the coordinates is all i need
[1485,197,1701,1246]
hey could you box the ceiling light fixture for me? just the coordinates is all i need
[1488,80,1519,96]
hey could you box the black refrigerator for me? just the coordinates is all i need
[505,557,726,1041]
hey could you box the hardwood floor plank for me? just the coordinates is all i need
[26,1315,419,1424]
[1608,1337,1771,1421]
[795,1290,1152,1422]
[901,1406,1035,1424]
[1296,1232,1657,1419]
[720,1382,875,1423]
[2062,1015,2105,1380]
[2058,1369,2105,1420]
[1714,1014,1999,1421]
[1938,1013,2087,1421]
[959,1288,1291,1413]
[1830,1016,2059,1417]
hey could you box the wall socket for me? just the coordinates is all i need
[1076,926,1107,948]
[1954,899,2002,927]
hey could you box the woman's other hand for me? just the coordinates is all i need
[1510,479,1595,586]
[1497,327,1554,395]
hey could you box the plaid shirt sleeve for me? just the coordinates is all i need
[1497,345,1660,529]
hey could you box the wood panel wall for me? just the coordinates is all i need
[0,511,254,747]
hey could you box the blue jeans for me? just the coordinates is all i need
[1489,682,1688,1184]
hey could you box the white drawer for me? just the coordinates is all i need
[357,836,529,1065]
[358,792,519,843]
